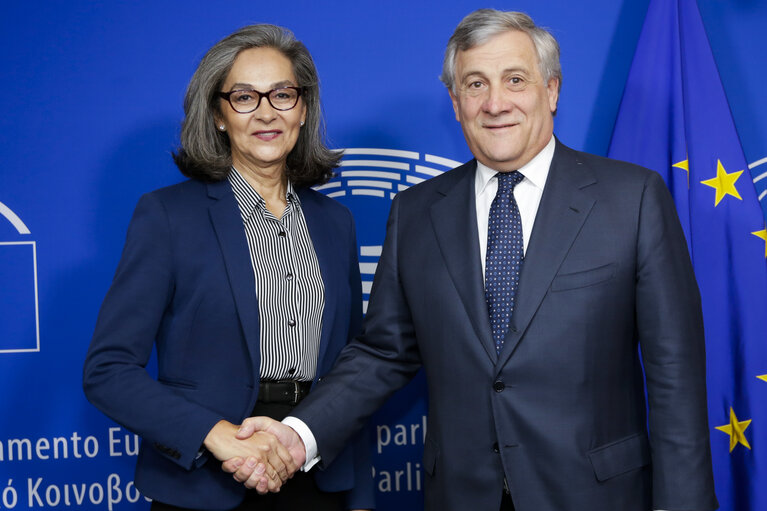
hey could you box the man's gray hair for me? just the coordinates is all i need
[440,9,562,95]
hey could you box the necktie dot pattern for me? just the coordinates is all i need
[485,171,525,355]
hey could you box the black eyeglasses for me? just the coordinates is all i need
[218,87,304,113]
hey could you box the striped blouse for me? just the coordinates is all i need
[228,167,325,382]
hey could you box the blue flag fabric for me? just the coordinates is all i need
[608,0,767,509]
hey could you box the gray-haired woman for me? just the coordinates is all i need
[84,24,373,511]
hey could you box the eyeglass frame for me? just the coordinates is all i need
[217,86,305,113]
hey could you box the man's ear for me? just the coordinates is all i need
[449,88,461,122]
[547,78,560,114]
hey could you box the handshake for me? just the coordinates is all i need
[203,416,305,494]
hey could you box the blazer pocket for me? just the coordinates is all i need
[551,263,615,292]
[158,377,198,390]
[422,436,439,476]
[587,432,650,482]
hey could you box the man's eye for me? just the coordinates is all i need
[468,81,484,89]
[507,77,527,90]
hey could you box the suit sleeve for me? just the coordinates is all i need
[634,172,717,510]
[342,207,376,509]
[295,194,423,467]
[83,193,223,469]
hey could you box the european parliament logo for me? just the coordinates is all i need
[752,155,767,215]
[315,148,461,312]
[0,200,40,353]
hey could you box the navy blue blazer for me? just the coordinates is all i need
[83,178,373,510]
[293,141,717,511]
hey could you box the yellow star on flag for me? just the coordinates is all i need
[715,407,752,452]
[758,375,767,383]
[700,159,743,206]
[673,158,689,186]
[752,229,767,258]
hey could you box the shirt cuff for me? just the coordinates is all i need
[282,416,320,471]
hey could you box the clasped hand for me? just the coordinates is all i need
[204,417,305,494]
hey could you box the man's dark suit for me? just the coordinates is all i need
[83,179,373,510]
[293,140,717,511]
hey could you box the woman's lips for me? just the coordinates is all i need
[253,130,282,141]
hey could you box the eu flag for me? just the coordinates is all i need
[608,0,767,509]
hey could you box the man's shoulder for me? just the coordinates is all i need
[560,142,645,170]
[396,159,476,200]
[556,143,658,186]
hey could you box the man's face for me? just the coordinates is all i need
[449,30,559,171]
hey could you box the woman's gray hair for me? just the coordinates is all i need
[440,9,562,96]
[173,24,340,186]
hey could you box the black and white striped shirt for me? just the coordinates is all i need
[228,168,325,382]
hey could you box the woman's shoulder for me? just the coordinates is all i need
[297,186,351,214]
[145,178,210,198]
[141,178,229,206]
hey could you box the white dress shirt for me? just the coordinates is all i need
[475,135,554,277]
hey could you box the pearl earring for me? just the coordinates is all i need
[300,121,305,127]
[218,125,225,131]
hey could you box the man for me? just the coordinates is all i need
[226,9,718,511]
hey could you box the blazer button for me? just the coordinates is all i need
[493,381,505,392]
[492,442,500,453]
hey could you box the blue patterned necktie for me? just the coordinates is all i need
[485,171,525,355]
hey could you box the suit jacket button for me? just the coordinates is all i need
[493,381,505,392]
[492,442,500,453]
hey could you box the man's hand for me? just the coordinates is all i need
[222,416,306,489]
[203,420,297,494]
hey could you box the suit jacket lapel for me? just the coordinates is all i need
[430,161,497,362]
[207,180,262,373]
[496,141,597,367]
[297,188,338,371]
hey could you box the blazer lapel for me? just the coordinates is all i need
[430,161,496,362]
[207,181,262,373]
[497,141,597,367]
[297,188,338,371]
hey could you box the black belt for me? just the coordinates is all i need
[257,380,312,405]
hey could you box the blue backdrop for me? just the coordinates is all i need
[1,1,765,509]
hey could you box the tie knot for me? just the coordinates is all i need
[496,171,524,192]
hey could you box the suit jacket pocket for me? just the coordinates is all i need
[551,263,615,292]
[158,377,198,390]
[587,432,650,482]
[422,436,439,476]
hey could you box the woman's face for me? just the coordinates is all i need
[218,47,306,176]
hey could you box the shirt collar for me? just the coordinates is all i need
[228,166,300,220]
[475,135,556,196]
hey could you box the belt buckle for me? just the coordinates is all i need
[292,381,300,405]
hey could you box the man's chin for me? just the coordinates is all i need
[477,152,523,171]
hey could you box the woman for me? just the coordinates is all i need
[83,24,373,511]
